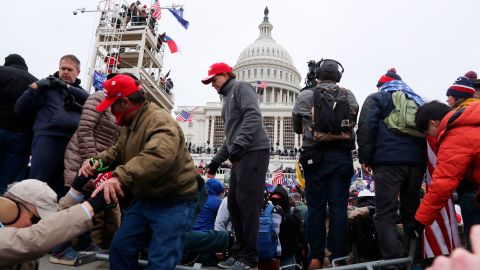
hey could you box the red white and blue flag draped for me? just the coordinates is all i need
[176,110,192,123]
[272,169,284,186]
[151,0,161,20]
[422,136,461,258]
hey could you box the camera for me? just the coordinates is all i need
[73,10,78,15]
[303,60,318,89]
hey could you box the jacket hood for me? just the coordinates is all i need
[437,101,480,143]
[316,80,338,91]
[270,185,290,211]
[53,71,82,87]
[4,54,28,70]
[206,178,224,196]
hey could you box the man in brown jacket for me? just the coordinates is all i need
[80,74,198,270]
[0,179,109,269]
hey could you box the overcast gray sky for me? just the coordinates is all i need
[1,0,479,109]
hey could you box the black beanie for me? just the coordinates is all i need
[4,54,27,69]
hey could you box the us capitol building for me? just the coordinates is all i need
[176,7,302,164]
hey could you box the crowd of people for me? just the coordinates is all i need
[1,51,480,270]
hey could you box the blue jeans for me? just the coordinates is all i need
[0,128,31,193]
[304,149,353,261]
[109,200,196,270]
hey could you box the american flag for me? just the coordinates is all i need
[422,136,461,258]
[272,169,284,186]
[176,110,192,123]
[256,81,267,89]
[151,0,161,20]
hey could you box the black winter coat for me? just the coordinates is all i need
[271,186,302,257]
[0,56,37,134]
[356,91,426,167]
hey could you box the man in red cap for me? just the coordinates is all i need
[79,74,198,269]
[202,62,270,270]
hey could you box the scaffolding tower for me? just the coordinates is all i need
[85,0,174,111]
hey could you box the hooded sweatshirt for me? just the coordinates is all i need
[193,178,224,231]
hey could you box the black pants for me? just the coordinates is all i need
[228,150,270,267]
[373,165,423,259]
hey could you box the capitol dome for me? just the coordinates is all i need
[233,7,301,92]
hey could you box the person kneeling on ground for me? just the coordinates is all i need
[0,178,110,269]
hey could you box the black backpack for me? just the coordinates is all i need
[311,86,353,141]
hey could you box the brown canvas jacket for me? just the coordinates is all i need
[95,102,197,202]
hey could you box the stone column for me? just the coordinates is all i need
[273,116,278,148]
[263,87,267,103]
[294,133,299,149]
[209,116,215,146]
[271,87,275,103]
[204,116,210,145]
[280,88,283,104]
[280,117,284,150]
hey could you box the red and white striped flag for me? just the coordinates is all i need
[422,136,461,258]
[151,0,161,20]
[272,169,284,186]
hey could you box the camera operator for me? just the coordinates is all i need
[15,54,89,197]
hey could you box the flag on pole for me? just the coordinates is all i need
[272,169,284,186]
[93,71,107,90]
[176,110,192,123]
[164,35,178,53]
[256,81,267,89]
[151,0,161,20]
[422,136,461,258]
[167,7,189,29]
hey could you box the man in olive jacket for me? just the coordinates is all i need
[80,74,198,270]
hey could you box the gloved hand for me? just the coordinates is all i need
[34,78,51,90]
[87,192,116,214]
[206,160,220,175]
[71,174,93,192]
[47,76,68,90]
[405,219,425,239]
[229,144,244,162]
[273,205,285,217]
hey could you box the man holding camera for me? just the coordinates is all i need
[16,54,88,196]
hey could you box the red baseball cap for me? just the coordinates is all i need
[96,74,141,112]
[201,62,233,84]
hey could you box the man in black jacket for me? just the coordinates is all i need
[356,69,426,262]
[0,54,37,193]
[16,54,89,197]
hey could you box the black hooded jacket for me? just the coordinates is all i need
[270,185,302,257]
[0,54,37,134]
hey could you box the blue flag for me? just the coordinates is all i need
[168,7,189,29]
[93,71,107,90]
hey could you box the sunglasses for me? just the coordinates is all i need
[18,202,41,225]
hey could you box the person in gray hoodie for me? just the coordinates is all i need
[202,62,270,270]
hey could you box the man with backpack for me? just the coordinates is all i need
[357,68,426,263]
[292,59,358,269]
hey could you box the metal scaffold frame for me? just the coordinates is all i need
[84,0,175,111]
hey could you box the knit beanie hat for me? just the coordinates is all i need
[377,68,402,88]
[464,71,477,82]
[4,54,27,68]
[446,76,476,99]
